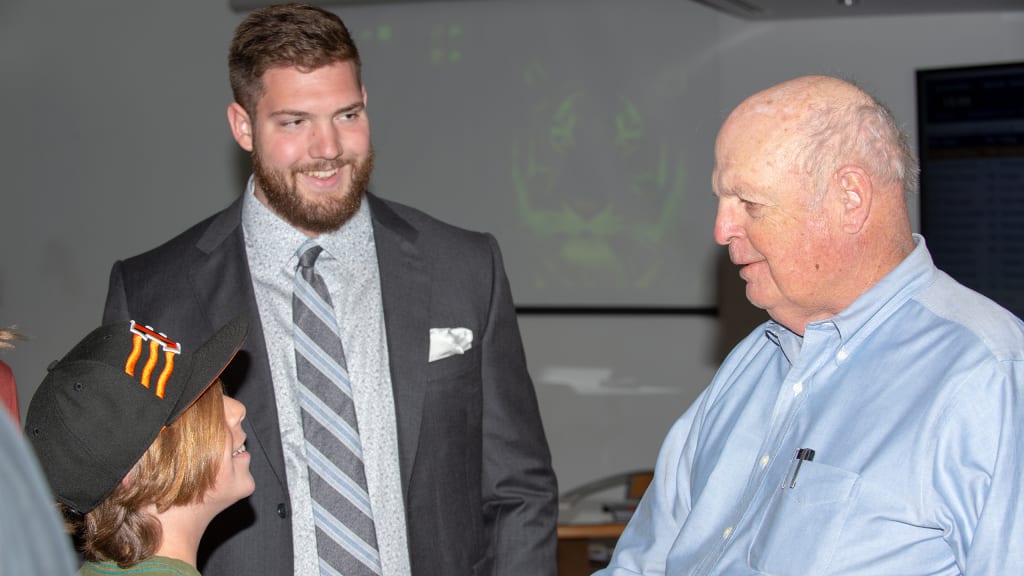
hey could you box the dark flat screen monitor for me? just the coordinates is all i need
[917,61,1024,319]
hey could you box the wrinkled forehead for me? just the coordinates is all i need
[713,104,791,191]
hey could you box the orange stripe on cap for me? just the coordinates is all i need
[154,350,175,399]
[125,334,143,376]
[126,320,182,395]
[140,339,160,388]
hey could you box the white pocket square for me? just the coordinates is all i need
[429,327,473,362]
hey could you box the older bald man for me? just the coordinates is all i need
[596,76,1024,575]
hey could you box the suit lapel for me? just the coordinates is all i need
[191,198,289,491]
[368,195,429,495]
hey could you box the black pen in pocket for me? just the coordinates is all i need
[786,447,816,489]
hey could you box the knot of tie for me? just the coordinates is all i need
[297,242,324,271]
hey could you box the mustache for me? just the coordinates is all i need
[292,159,351,173]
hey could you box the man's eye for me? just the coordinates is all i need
[280,119,303,127]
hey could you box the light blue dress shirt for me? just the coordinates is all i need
[598,235,1024,575]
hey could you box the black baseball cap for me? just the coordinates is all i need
[25,316,248,514]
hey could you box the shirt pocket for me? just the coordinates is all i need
[748,461,861,575]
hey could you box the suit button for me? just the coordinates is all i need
[277,503,288,518]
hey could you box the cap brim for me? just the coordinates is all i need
[168,316,249,423]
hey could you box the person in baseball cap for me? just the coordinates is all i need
[25,316,254,576]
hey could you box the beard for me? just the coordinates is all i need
[252,145,375,234]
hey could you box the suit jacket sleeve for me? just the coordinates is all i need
[479,234,558,575]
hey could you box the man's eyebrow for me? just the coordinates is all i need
[713,180,737,198]
[268,109,311,119]
[268,103,365,119]
[335,102,366,115]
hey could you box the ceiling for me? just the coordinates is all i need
[691,0,1024,20]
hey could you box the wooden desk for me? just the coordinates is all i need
[557,523,626,576]
[557,470,651,575]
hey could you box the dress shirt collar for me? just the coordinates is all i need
[241,175,375,271]
[767,234,936,362]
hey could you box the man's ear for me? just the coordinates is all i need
[835,166,872,234]
[227,102,254,152]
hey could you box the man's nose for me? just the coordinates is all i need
[309,123,341,160]
[713,199,741,246]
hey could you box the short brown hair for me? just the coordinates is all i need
[69,383,228,567]
[228,3,362,115]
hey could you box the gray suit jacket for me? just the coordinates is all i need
[103,193,558,576]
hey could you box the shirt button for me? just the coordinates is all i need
[792,381,804,396]
[722,526,734,540]
[837,348,849,361]
[277,503,288,518]
[760,454,770,468]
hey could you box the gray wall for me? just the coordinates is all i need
[2,0,1022,498]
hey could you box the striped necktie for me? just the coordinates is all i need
[292,239,381,576]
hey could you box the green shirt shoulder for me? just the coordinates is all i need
[79,556,200,576]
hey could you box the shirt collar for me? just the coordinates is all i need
[241,175,375,271]
[766,234,937,358]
